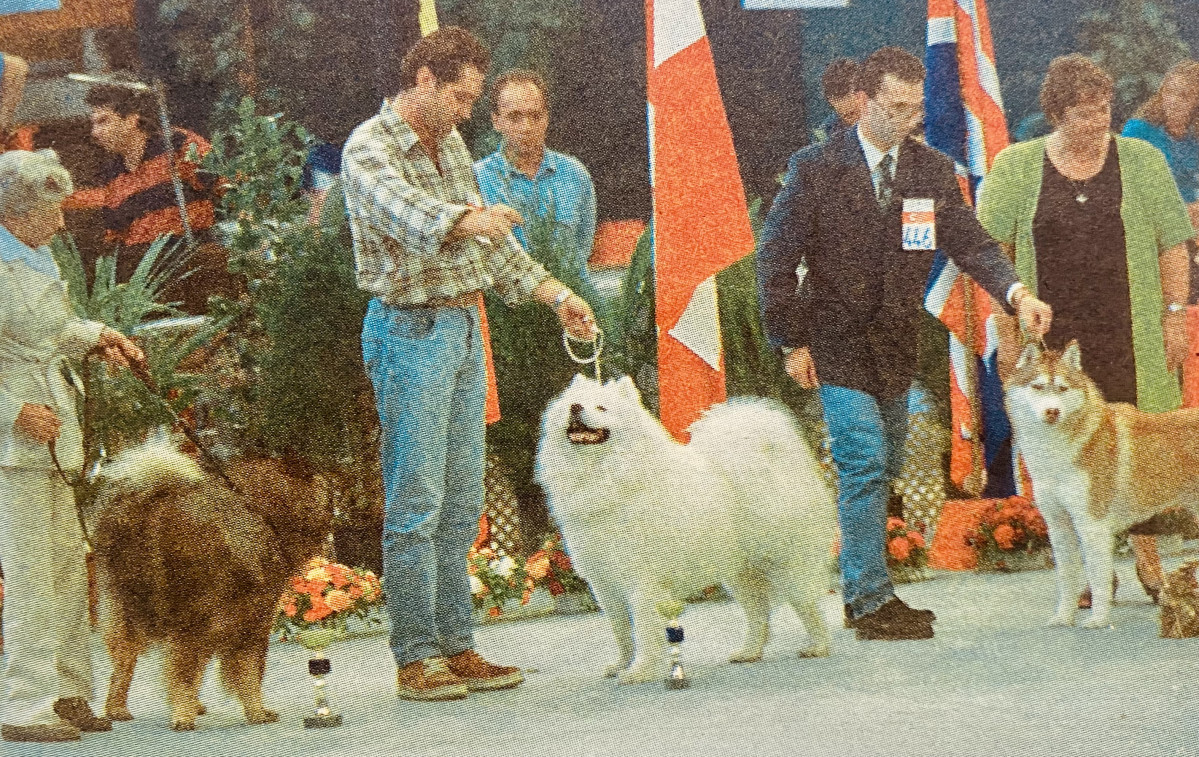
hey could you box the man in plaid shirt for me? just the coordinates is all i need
[342,26,595,702]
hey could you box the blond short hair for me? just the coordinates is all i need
[0,149,73,221]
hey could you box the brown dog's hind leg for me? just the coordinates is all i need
[103,621,146,721]
[219,642,277,725]
[164,644,210,730]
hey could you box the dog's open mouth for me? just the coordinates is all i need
[567,415,610,445]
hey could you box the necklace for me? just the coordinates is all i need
[1068,177,1089,204]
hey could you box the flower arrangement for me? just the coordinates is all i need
[274,557,384,638]
[886,516,931,583]
[467,545,531,618]
[524,534,589,597]
[965,496,1052,572]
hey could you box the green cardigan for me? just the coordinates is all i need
[977,136,1195,412]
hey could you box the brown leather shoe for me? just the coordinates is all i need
[53,698,112,732]
[396,657,469,701]
[444,649,525,692]
[1,723,81,742]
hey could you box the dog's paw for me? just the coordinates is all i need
[105,705,133,721]
[1081,615,1113,629]
[603,661,629,678]
[728,649,763,664]
[1047,611,1076,627]
[797,643,830,659]
[246,709,279,725]
[170,718,197,731]
[616,666,658,685]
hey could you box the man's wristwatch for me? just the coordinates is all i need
[1165,302,1188,315]
[781,346,797,357]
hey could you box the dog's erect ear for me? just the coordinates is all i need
[1014,342,1042,370]
[1061,339,1082,371]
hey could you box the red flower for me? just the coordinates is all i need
[887,517,907,532]
[487,606,502,618]
[888,537,912,562]
[908,531,926,548]
[992,524,1016,551]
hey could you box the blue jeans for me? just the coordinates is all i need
[819,385,909,617]
[362,299,486,667]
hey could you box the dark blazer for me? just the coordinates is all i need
[756,127,1020,400]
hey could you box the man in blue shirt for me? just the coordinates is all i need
[474,69,597,281]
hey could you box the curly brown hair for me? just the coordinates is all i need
[1039,54,1113,125]
[399,26,491,91]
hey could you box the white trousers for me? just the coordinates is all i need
[0,467,92,726]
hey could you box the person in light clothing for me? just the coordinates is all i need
[0,149,144,743]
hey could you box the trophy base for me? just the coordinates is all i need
[304,714,344,728]
[664,678,691,690]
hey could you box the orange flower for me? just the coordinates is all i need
[303,596,333,623]
[283,602,297,618]
[992,524,1016,550]
[348,585,364,599]
[888,537,912,562]
[487,606,501,617]
[908,531,925,548]
[326,590,353,612]
[887,517,906,532]
[525,553,550,581]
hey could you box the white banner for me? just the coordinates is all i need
[742,0,850,8]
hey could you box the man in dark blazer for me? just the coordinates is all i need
[756,47,1052,641]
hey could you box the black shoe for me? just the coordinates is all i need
[53,698,112,732]
[852,598,936,641]
[846,597,935,628]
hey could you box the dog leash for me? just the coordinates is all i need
[562,328,604,382]
[47,437,95,551]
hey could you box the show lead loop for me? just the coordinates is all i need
[562,327,604,383]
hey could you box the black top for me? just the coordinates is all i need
[1033,140,1135,403]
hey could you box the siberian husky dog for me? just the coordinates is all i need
[1004,341,1199,628]
[535,374,838,684]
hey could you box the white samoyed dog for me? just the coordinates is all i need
[535,374,838,684]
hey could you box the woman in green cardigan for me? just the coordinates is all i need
[977,54,1195,608]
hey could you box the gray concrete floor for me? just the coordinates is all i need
[4,555,1198,757]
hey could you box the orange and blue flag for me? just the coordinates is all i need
[922,0,1014,495]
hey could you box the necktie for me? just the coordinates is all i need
[877,153,895,209]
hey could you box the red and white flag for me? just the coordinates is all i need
[647,0,755,439]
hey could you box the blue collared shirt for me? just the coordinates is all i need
[474,146,597,281]
[0,224,61,279]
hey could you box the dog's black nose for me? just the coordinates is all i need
[570,403,583,415]
[1044,407,1060,424]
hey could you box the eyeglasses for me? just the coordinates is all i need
[879,100,924,120]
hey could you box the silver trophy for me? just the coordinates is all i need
[656,600,690,689]
[297,628,344,728]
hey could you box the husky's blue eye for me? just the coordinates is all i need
[1031,382,1046,391]
[596,406,606,412]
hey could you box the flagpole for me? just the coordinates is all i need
[960,277,986,497]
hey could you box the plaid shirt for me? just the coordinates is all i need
[342,102,549,307]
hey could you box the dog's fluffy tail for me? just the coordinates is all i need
[688,397,835,514]
[100,439,206,499]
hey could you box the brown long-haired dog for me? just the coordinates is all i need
[91,441,330,730]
